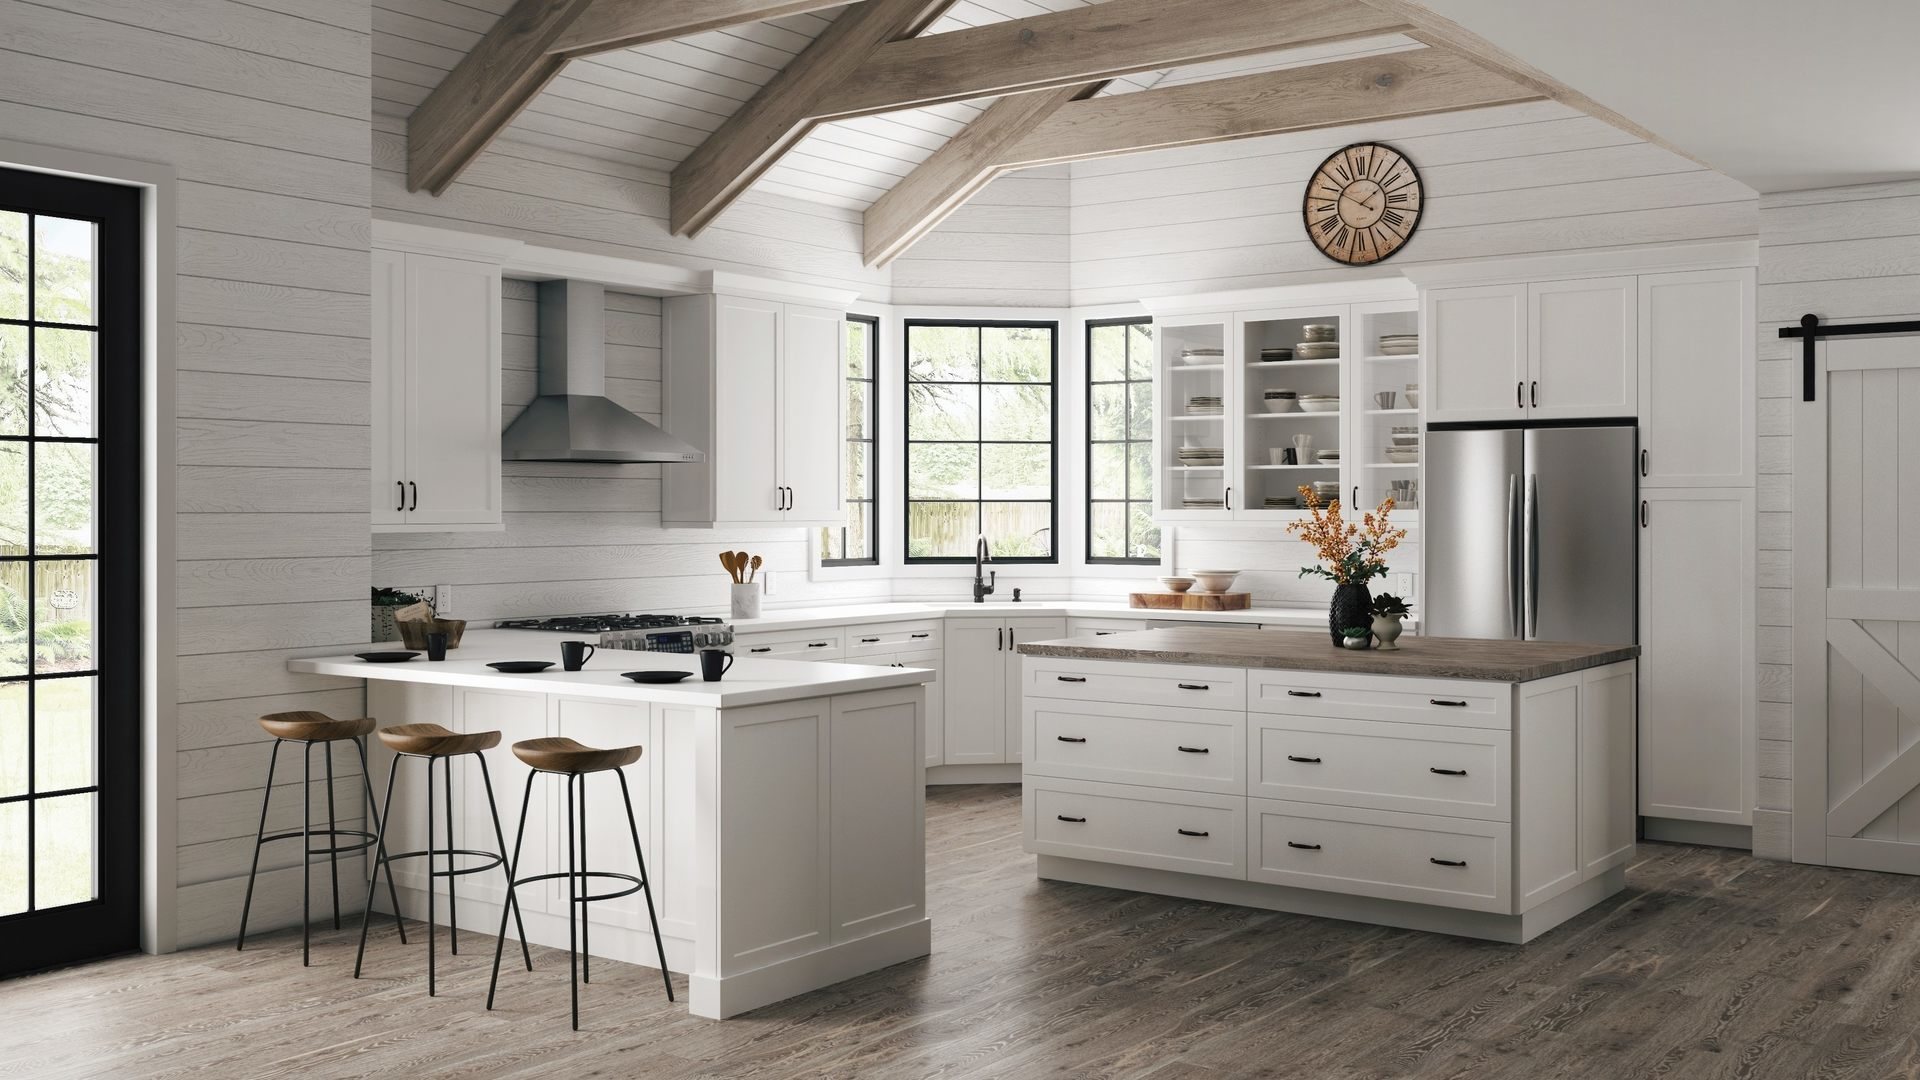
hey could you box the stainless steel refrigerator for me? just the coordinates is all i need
[1424,422,1638,644]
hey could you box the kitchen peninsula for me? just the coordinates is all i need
[1016,628,1638,943]
[288,633,932,1019]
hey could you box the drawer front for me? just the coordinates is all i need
[1248,798,1511,912]
[1248,670,1510,730]
[1024,657,1244,711]
[735,628,844,661]
[1248,715,1510,821]
[1067,617,1149,638]
[845,620,942,659]
[1027,777,1245,879]
[1026,699,1243,794]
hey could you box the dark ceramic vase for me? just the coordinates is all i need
[1329,582,1372,647]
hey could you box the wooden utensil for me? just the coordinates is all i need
[720,551,738,583]
[749,555,762,583]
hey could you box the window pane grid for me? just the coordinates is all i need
[906,322,1057,562]
[1087,319,1159,563]
[821,315,877,566]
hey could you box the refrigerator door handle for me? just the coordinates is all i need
[1524,473,1540,638]
[1506,474,1522,638]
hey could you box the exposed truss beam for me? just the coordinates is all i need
[408,0,852,195]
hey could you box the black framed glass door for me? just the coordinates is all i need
[0,166,141,975]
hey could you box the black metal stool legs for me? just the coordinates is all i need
[351,736,407,949]
[566,773,581,1029]
[234,738,282,952]
[616,768,675,1003]
[475,754,532,973]
[324,739,340,931]
[487,769,540,1012]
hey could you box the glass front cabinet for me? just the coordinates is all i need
[1149,287,1419,524]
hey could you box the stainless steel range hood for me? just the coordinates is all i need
[500,279,704,463]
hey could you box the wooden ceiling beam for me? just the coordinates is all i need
[408,0,854,196]
[820,0,1409,118]
[669,0,958,237]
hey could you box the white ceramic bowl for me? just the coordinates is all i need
[1298,399,1340,413]
[1159,576,1195,593]
[1188,569,1240,593]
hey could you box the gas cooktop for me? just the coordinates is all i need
[493,613,726,634]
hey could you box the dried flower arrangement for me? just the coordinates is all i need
[1286,487,1408,585]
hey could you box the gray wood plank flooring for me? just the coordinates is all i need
[3,785,1917,1079]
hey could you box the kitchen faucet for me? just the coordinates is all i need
[972,536,995,603]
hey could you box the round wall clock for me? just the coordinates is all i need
[1303,142,1423,266]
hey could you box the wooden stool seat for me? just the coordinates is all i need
[512,737,643,774]
[377,723,501,757]
[257,711,375,743]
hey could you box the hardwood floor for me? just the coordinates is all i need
[6,785,1920,1079]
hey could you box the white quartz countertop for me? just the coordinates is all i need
[715,600,1351,634]
[288,629,932,708]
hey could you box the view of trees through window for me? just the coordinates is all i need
[819,315,876,565]
[906,321,1056,561]
[1088,318,1160,563]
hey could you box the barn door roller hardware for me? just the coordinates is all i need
[1781,313,1920,402]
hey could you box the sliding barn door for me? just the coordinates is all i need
[1796,335,1920,871]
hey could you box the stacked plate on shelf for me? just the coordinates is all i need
[1377,333,1419,356]
[1185,394,1223,416]
[1179,347,1224,365]
[1385,426,1420,463]
[1257,346,1294,363]
[1177,446,1225,467]
[1182,497,1226,510]
[1298,394,1340,413]
[1265,495,1299,509]
[1310,480,1342,501]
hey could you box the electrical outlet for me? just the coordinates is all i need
[434,584,454,615]
[762,570,776,595]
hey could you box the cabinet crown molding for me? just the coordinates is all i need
[1142,277,1415,318]
[1401,240,1758,290]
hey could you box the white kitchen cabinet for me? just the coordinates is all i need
[1528,277,1637,420]
[941,614,1065,766]
[1638,487,1754,827]
[1423,283,1527,424]
[662,293,846,528]
[371,248,503,531]
[1638,268,1756,487]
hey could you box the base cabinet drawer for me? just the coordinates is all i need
[1027,699,1243,794]
[1026,777,1245,879]
[1025,657,1244,711]
[1248,798,1511,913]
[735,629,844,661]
[1248,714,1510,821]
[1248,670,1509,729]
[845,620,942,659]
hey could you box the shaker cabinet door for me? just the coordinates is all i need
[401,253,502,526]
[942,620,1008,764]
[371,248,407,526]
[780,304,846,526]
[1638,269,1756,487]
[1423,284,1527,424]
[1528,276,1637,420]
[712,295,785,523]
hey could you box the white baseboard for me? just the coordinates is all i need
[926,763,1021,786]
[1641,817,1753,850]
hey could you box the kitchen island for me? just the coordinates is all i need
[1015,628,1638,943]
[289,631,932,1019]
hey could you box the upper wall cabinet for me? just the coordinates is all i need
[372,248,503,532]
[1638,269,1756,487]
[661,293,846,529]
[1423,277,1637,423]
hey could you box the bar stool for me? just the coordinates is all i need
[487,737,673,1029]
[353,723,531,996]
[236,711,405,965]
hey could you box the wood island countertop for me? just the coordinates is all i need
[1017,627,1637,683]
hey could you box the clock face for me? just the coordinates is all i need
[1303,143,1423,266]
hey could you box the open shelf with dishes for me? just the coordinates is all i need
[1152,317,1232,518]
[1238,307,1346,517]
[1354,303,1421,514]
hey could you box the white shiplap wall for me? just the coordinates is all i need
[1750,178,1920,861]
[0,0,378,946]
[892,167,1073,307]
[371,282,888,618]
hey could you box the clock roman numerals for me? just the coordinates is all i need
[1304,144,1421,266]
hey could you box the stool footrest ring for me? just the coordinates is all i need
[258,827,380,858]
[507,869,644,904]
[381,847,508,877]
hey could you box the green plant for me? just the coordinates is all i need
[1371,593,1409,617]
[1340,626,1371,639]
[373,587,426,606]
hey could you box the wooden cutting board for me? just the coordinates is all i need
[1129,591,1252,611]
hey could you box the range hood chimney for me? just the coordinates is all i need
[500,279,704,463]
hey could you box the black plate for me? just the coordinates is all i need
[356,651,420,663]
[487,661,555,673]
[621,670,692,684]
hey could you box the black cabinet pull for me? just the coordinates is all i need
[395,481,405,513]
[1224,485,1231,511]
[997,628,1004,651]
[1287,755,1322,764]
[1287,841,1321,850]
[750,646,771,653]
[1056,815,1086,823]
[1008,629,1015,648]
[1530,380,1538,408]
[1177,828,1210,838]
[1056,735,1087,743]
[408,481,417,511]
[1641,448,1650,477]
[860,637,880,643]
[807,642,830,648]
[1431,857,1468,867]
[1177,683,1209,691]
[1641,499,1649,528]
[1176,745,1209,754]
[1056,675,1086,683]
[1516,381,1523,408]
[1287,690,1321,698]
[1429,699,1468,707]
[911,632,930,639]
[1430,767,1468,776]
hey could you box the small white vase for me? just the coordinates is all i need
[730,582,763,621]
[1371,614,1405,650]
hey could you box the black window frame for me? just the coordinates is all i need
[903,319,1059,565]
[820,313,879,567]
[0,166,142,976]
[1085,316,1160,565]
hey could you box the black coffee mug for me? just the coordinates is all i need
[700,648,734,682]
[425,632,449,662]
[560,640,596,671]
[1281,447,1297,465]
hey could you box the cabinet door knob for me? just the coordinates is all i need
[1056,814,1086,823]
[1176,745,1210,754]
[1286,690,1321,698]
[1287,841,1321,850]
[1056,735,1087,743]
[1176,683,1210,691]
[1429,699,1468,707]
[1177,828,1210,838]
[1287,755,1322,764]
[1430,857,1468,867]
[1429,767,1468,776]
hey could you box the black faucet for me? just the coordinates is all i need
[972,536,996,603]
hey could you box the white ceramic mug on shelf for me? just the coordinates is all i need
[1291,433,1313,456]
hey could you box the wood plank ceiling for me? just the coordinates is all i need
[374,0,1548,264]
